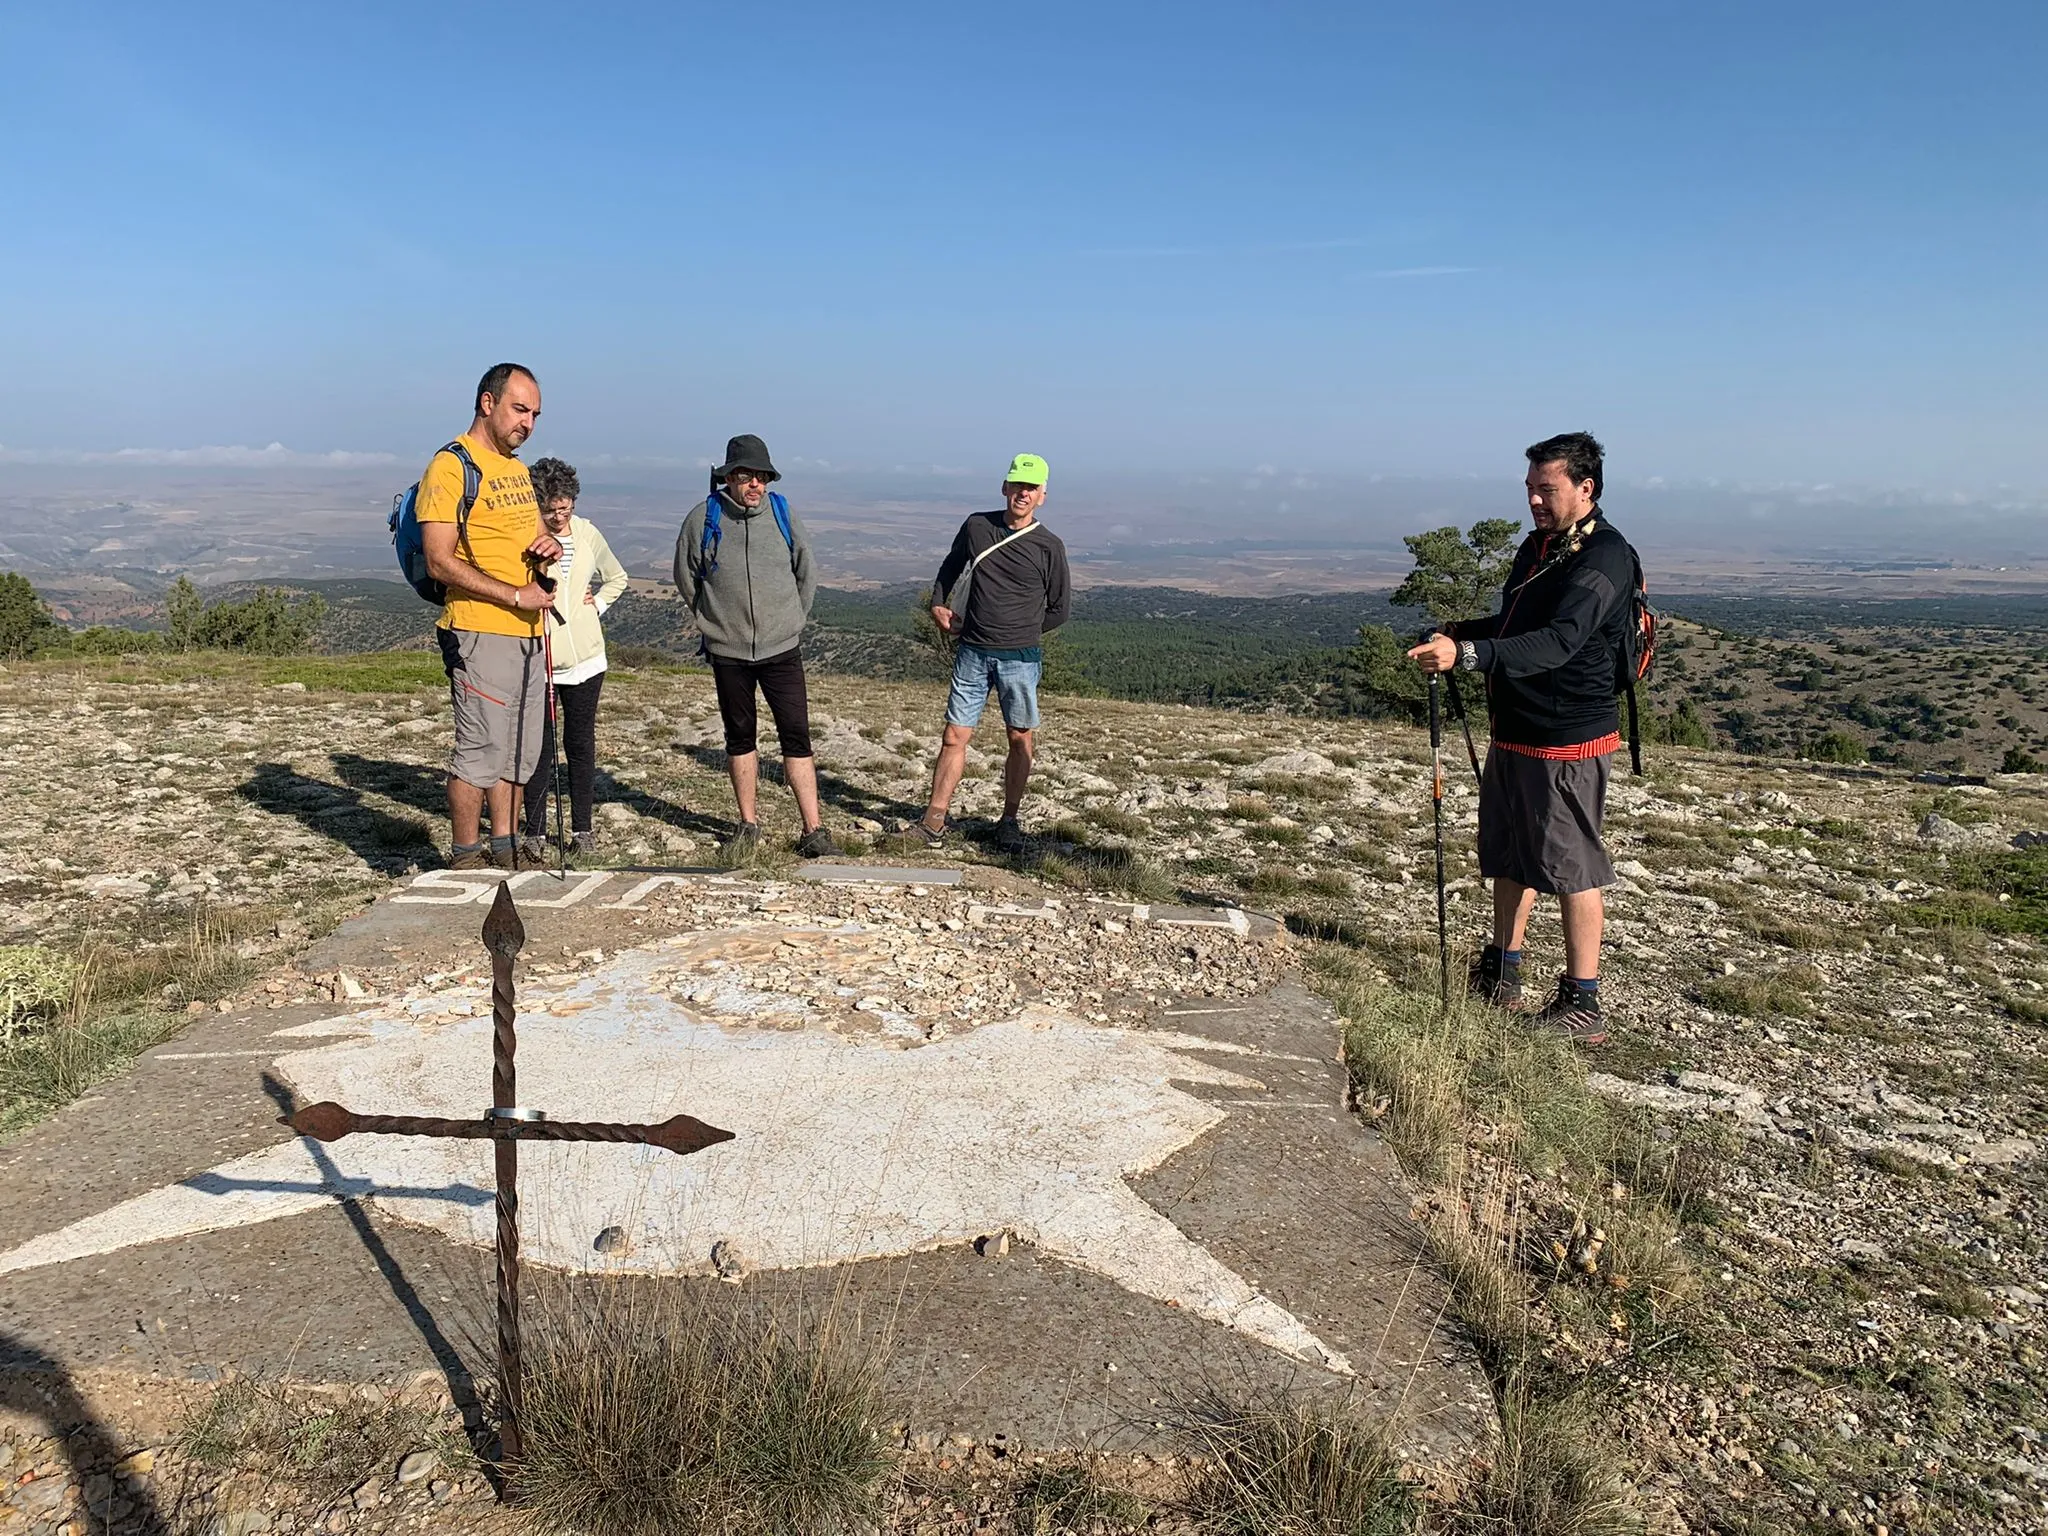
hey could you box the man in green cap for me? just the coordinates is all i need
[905,453,1071,853]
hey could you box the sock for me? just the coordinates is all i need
[1568,974,1600,997]
[451,840,484,856]
[1498,948,1523,970]
[491,834,515,855]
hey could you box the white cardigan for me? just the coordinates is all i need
[545,515,630,683]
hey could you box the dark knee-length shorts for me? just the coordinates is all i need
[1476,747,1614,896]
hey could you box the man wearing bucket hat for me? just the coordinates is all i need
[905,453,1071,854]
[674,434,839,857]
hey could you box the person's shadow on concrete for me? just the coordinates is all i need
[256,1073,504,1488]
[235,762,438,873]
[0,1334,172,1533]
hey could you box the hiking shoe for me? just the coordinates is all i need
[721,822,761,857]
[898,816,948,848]
[516,835,552,867]
[569,830,598,860]
[992,815,1028,854]
[448,846,492,871]
[1531,977,1609,1046]
[490,844,518,871]
[795,825,841,859]
[1468,945,1525,1011]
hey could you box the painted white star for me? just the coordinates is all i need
[0,934,1351,1374]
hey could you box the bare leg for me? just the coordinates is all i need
[1002,727,1035,817]
[1492,879,1537,950]
[1560,889,1605,979]
[448,777,485,846]
[923,724,975,830]
[485,780,515,839]
[727,750,760,826]
[783,755,824,833]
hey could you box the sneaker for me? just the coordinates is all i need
[516,836,552,867]
[897,816,948,848]
[721,822,761,857]
[1531,977,1609,1046]
[448,846,492,871]
[795,825,841,859]
[1467,945,1525,1010]
[992,815,1027,854]
[569,830,598,859]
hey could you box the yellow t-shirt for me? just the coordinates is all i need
[416,433,541,637]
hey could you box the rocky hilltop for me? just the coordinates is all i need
[2,651,2044,1533]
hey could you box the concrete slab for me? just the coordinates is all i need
[0,893,1485,1461]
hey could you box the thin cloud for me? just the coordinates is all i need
[0,443,397,467]
[1081,235,1395,259]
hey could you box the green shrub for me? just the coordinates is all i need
[166,575,327,655]
[1805,729,1867,764]
[0,572,61,659]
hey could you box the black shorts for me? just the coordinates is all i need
[1476,747,1614,896]
[709,647,813,759]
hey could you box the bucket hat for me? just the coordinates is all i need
[716,434,779,482]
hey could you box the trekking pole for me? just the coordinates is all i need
[1443,670,1483,785]
[542,619,565,883]
[1429,674,1450,1006]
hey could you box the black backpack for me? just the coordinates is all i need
[1617,544,1660,775]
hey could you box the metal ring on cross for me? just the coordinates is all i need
[485,1107,548,1123]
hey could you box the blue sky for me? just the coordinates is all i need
[2,1,2042,488]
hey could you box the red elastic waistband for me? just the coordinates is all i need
[1494,733,1621,762]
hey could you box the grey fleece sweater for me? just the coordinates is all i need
[672,491,818,662]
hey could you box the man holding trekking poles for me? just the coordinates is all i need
[1408,432,1639,1046]
[417,363,560,871]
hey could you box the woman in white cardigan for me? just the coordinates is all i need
[520,458,630,860]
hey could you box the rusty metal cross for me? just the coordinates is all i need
[276,882,734,1467]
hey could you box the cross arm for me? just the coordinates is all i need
[279,1102,734,1157]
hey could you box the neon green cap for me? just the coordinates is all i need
[1003,453,1049,487]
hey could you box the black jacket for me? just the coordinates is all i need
[1448,514,1635,750]
[932,512,1072,651]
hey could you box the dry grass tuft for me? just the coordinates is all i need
[0,905,263,1137]
[1006,1460,1153,1533]
[1466,1386,1641,1536]
[516,1279,892,1536]
[1175,1396,1418,1536]
[1698,963,1821,1017]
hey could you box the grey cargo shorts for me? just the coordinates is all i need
[439,627,547,789]
[1476,747,1615,896]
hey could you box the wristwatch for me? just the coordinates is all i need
[1459,640,1479,672]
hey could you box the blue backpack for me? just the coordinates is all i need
[698,490,795,578]
[389,441,482,604]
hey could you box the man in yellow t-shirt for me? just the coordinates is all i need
[418,362,561,870]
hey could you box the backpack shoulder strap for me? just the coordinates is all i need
[439,441,483,560]
[769,492,799,575]
[698,496,724,575]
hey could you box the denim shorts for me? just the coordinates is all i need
[945,643,1042,730]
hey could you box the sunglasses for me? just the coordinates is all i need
[727,469,772,485]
